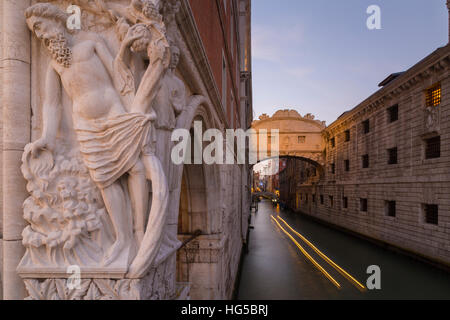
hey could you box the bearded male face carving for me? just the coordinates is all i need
[25,4,72,68]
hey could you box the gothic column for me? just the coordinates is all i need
[2,0,31,300]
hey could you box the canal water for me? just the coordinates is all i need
[237,199,450,300]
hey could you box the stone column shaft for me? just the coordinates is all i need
[2,0,31,300]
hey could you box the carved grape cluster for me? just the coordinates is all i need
[47,33,73,68]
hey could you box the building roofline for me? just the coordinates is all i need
[327,44,450,131]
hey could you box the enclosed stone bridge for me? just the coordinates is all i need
[251,110,326,167]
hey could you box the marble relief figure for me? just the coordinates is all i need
[17,0,191,295]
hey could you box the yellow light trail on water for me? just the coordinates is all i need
[276,216,366,292]
[270,215,341,289]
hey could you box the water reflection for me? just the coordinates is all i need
[237,200,450,300]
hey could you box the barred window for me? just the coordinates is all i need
[345,159,350,172]
[312,194,316,203]
[331,163,335,174]
[363,120,370,134]
[386,201,396,217]
[425,136,441,159]
[329,196,334,208]
[331,137,336,148]
[320,195,324,205]
[345,130,350,142]
[360,198,368,212]
[343,197,348,209]
[424,204,438,225]
[388,147,398,165]
[362,154,369,168]
[388,104,399,123]
[426,84,441,107]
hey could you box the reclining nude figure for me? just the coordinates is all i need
[25,3,169,274]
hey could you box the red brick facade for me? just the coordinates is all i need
[189,0,246,128]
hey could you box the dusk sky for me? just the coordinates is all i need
[251,0,448,125]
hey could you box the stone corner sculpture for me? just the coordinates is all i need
[17,0,204,300]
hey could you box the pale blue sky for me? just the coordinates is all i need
[252,0,448,125]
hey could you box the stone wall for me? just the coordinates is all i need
[286,45,450,267]
[0,0,4,300]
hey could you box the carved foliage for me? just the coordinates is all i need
[20,144,112,268]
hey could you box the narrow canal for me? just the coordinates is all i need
[237,199,450,300]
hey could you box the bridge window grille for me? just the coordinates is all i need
[426,83,441,107]
[362,154,369,168]
[388,147,398,165]
[424,204,438,225]
[425,136,440,159]
[345,130,350,142]
[345,160,350,172]
[360,198,368,212]
[386,201,396,217]
[343,197,348,209]
[298,136,306,144]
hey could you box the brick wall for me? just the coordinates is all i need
[189,0,241,127]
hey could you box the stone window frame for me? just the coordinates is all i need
[385,200,397,218]
[344,130,351,142]
[298,136,306,144]
[330,137,336,148]
[424,135,441,160]
[342,196,349,210]
[362,154,370,169]
[387,104,399,123]
[359,198,368,213]
[421,204,439,227]
[387,147,398,165]
[362,119,370,134]
[344,159,350,172]
[425,82,441,108]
